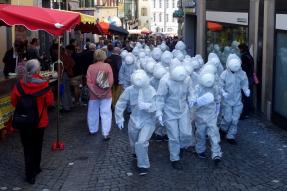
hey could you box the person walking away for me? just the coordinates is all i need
[60,47,75,112]
[86,49,114,140]
[27,38,42,61]
[105,47,123,108]
[238,43,254,119]
[11,59,54,184]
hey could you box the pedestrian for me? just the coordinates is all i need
[156,59,194,170]
[238,43,255,119]
[105,47,123,108]
[11,59,54,184]
[2,40,24,77]
[115,70,156,176]
[192,71,222,163]
[86,49,114,140]
[27,38,41,61]
[220,54,250,145]
[60,47,75,112]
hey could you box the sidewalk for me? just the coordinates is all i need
[0,106,287,191]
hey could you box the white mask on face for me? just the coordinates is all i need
[120,50,128,59]
[125,54,134,65]
[200,63,217,75]
[170,66,187,82]
[200,73,215,88]
[153,66,167,79]
[151,47,162,61]
[161,51,173,66]
[228,58,242,72]
[175,41,186,51]
[145,61,155,74]
[183,59,194,75]
[131,70,149,87]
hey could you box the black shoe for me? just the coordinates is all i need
[197,152,207,159]
[138,167,148,176]
[183,146,196,153]
[213,156,221,166]
[163,135,169,141]
[132,154,137,160]
[35,168,42,175]
[103,136,110,141]
[226,138,237,145]
[171,161,183,170]
[26,177,35,184]
[219,129,226,139]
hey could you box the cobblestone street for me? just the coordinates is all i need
[0,106,287,191]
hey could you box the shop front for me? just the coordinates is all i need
[272,1,287,128]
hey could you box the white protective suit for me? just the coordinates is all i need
[115,70,156,168]
[160,42,169,52]
[220,54,250,140]
[161,51,173,68]
[208,53,224,76]
[119,53,137,89]
[222,46,231,66]
[192,72,222,159]
[231,41,240,56]
[175,41,187,55]
[144,59,156,78]
[156,60,194,161]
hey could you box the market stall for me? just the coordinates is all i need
[0,4,96,145]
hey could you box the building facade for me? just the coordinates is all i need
[184,0,287,129]
[150,0,178,34]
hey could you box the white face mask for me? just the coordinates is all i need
[200,73,215,88]
[153,67,167,79]
[228,59,241,72]
[125,55,134,65]
[131,71,149,87]
[145,61,155,74]
[170,66,187,82]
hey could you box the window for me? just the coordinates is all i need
[166,0,169,8]
[173,17,176,22]
[172,0,175,8]
[141,8,147,16]
[159,13,162,22]
[166,14,169,22]
[153,13,156,22]
[159,0,162,8]
[153,0,156,8]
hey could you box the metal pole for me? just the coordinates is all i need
[164,0,166,32]
[57,36,61,143]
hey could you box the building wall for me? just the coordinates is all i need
[150,0,178,33]
[138,0,151,28]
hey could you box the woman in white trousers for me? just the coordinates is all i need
[86,48,114,140]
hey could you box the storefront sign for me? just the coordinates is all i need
[206,11,249,26]
[183,0,196,8]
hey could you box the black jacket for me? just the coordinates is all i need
[105,54,122,85]
[3,48,16,77]
[241,51,254,79]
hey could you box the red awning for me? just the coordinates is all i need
[207,22,223,31]
[0,4,81,36]
[74,22,103,35]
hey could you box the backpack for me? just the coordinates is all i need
[12,82,50,129]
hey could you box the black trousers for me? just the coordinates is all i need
[19,127,45,179]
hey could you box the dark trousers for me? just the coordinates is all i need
[19,128,45,179]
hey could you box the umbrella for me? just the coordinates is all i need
[0,4,81,35]
[99,22,128,36]
[0,4,86,151]
[141,27,151,34]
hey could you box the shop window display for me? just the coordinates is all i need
[274,32,287,118]
[206,22,248,66]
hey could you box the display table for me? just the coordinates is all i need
[0,74,57,140]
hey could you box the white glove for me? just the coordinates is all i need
[222,91,229,99]
[243,89,250,97]
[196,92,214,107]
[117,122,124,130]
[158,115,164,126]
[189,101,195,109]
[138,101,151,110]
